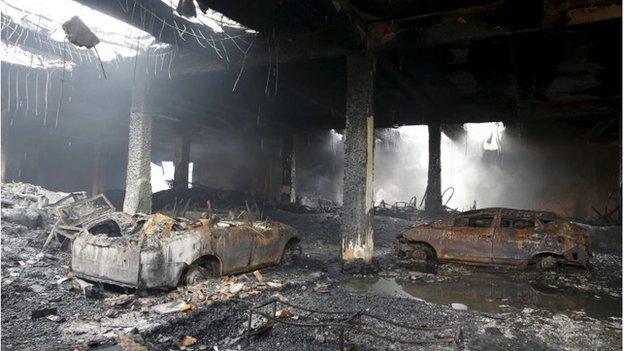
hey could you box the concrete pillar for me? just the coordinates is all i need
[123,73,153,214]
[173,134,190,189]
[341,52,376,265]
[280,134,296,203]
[91,142,104,196]
[425,122,442,213]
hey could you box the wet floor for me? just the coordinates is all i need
[341,272,621,320]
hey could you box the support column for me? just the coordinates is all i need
[173,134,190,189]
[425,122,442,213]
[341,52,376,265]
[91,142,104,196]
[280,134,296,203]
[123,73,153,214]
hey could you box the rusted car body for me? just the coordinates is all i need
[71,212,299,289]
[397,208,590,268]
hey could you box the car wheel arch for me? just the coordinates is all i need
[177,254,223,285]
[280,237,301,263]
[406,240,439,260]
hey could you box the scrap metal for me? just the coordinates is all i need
[43,193,114,249]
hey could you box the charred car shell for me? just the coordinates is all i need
[396,208,590,269]
[71,213,299,289]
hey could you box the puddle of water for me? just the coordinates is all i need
[342,274,621,320]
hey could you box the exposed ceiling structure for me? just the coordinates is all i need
[72,0,620,139]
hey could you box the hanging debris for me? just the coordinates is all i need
[176,0,197,18]
[61,16,107,79]
[61,16,99,49]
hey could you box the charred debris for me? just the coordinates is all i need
[1,0,623,350]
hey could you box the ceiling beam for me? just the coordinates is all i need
[75,0,620,78]
[367,0,621,51]
[73,0,249,56]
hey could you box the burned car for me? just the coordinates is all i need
[396,208,590,269]
[71,212,300,289]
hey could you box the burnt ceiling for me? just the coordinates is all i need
[71,0,621,142]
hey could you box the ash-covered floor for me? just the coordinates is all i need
[1,184,621,351]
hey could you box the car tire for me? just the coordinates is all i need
[536,255,558,271]
[183,265,211,285]
[281,241,302,264]
[411,243,436,262]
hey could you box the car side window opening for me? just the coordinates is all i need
[470,217,493,227]
[454,216,494,227]
[468,217,493,227]
[500,218,535,229]
[454,217,469,226]
[514,219,534,229]
[500,218,513,228]
[537,213,556,224]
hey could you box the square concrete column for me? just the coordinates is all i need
[425,122,442,213]
[123,75,153,214]
[280,134,296,204]
[173,134,190,189]
[341,52,376,265]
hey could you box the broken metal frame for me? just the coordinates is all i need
[590,188,621,225]
[246,298,460,350]
[42,194,115,250]
[375,187,457,220]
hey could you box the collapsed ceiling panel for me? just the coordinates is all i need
[2,0,158,63]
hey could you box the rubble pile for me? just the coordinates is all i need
[1,182,71,209]
[0,182,73,229]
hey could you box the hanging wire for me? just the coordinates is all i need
[231,36,256,92]
[93,46,108,79]
[43,70,50,126]
[54,39,67,128]
[7,68,11,113]
[264,32,272,96]
[25,69,30,113]
[14,68,19,113]
[34,70,39,116]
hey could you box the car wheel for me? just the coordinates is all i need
[410,243,436,262]
[536,255,558,271]
[282,241,302,264]
[184,265,211,285]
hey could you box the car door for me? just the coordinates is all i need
[249,225,283,269]
[211,224,255,274]
[492,211,541,265]
[441,212,495,264]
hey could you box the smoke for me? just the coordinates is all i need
[374,123,508,211]
[298,122,595,214]
[298,122,617,218]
